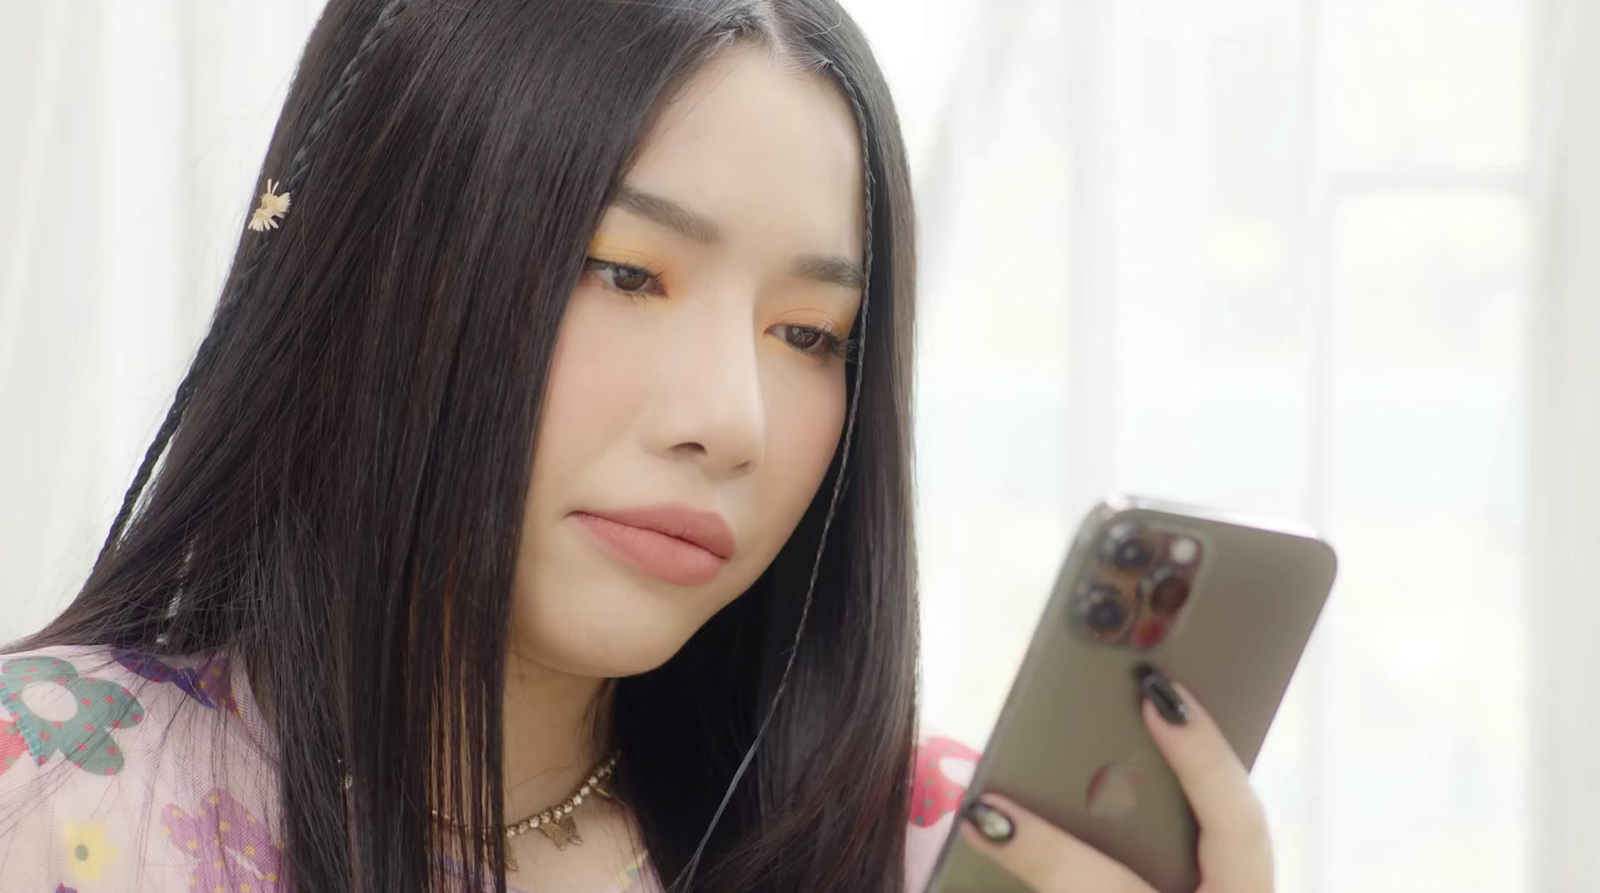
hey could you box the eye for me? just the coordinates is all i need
[772,323,850,360]
[585,258,664,297]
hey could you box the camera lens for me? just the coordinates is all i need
[1100,522,1153,570]
[1076,582,1128,634]
[1141,567,1191,615]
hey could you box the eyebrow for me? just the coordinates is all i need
[792,255,866,291]
[615,185,723,244]
[613,184,866,292]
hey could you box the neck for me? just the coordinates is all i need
[500,649,616,822]
[245,647,616,822]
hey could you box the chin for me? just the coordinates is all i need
[522,639,687,680]
[512,590,704,679]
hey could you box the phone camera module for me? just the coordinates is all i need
[1141,567,1191,615]
[1100,522,1153,570]
[1168,536,1200,565]
[1076,582,1129,634]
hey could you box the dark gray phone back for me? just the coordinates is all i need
[922,496,1337,893]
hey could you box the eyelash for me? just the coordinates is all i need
[584,257,854,361]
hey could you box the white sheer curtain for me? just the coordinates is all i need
[1528,0,1600,889]
[0,1,326,639]
[0,1,1590,891]
[868,0,1555,891]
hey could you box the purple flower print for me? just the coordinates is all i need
[111,650,236,713]
[162,788,282,893]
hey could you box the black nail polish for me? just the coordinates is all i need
[1136,665,1190,726]
[963,799,1016,844]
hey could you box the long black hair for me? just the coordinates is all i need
[14,1,919,891]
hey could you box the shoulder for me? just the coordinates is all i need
[0,645,156,781]
[0,644,156,887]
[0,644,283,891]
[0,644,233,775]
[904,726,982,893]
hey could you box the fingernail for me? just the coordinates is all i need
[1137,665,1190,726]
[963,798,1016,844]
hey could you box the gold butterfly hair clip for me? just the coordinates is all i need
[248,178,292,232]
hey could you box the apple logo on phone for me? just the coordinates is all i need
[1086,762,1144,818]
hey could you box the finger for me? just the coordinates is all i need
[958,792,1158,893]
[1138,672,1273,878]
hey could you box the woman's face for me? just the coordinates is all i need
[514,45,866,678]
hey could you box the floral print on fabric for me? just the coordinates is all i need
[0,656,144,776]
[61,822,116,882]
[0,715,26,772]
[909,735,982,827]
[161,788,282,893]
[0,645,973,893]
[110,649,237,713]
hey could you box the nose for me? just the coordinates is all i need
[644,312,766,478]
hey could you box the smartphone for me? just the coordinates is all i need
[921,496,1337,893]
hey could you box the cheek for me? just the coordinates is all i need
[529,294,644,486]
[754,365,850,535]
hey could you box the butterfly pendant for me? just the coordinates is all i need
[505,814,582,872]
[507,778,613,870]
[539,813,584,850]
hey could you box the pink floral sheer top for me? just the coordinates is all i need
[0,644,978,893]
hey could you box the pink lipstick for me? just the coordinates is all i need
[573,504,735,586]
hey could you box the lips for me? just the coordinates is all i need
[573,504,735,586]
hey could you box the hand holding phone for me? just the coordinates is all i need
[955,674,1273,893]
[921,497,1336,893]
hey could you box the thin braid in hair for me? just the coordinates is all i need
[667,58,878,893]
[93,0,411,573]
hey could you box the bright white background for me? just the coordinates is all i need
[3,1,1597,891]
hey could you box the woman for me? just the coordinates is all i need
[0,1,1272,891]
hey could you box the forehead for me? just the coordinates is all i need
[622,45,866,263]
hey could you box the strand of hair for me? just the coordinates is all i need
[92,0,412,572]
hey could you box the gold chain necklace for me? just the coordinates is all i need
[340,751,621,872]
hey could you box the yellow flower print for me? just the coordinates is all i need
[62,821,117,881]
